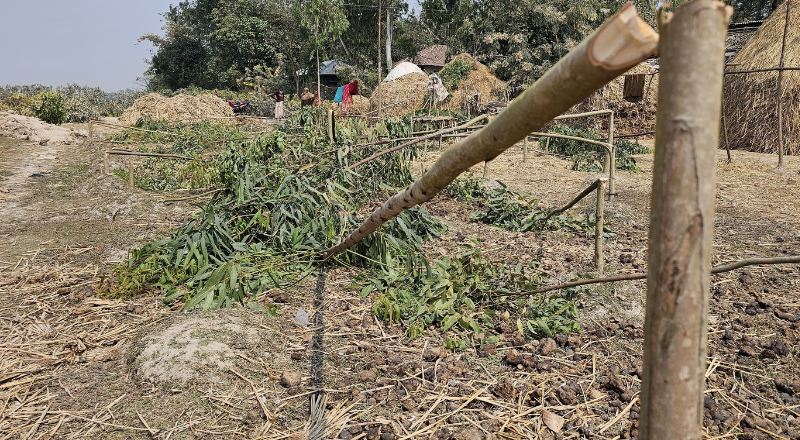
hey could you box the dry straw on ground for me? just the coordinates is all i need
[368,73,430,119]
[119,93,234,125]
[442,54,506,113]
[724,1,800,155]
[570,62,659,135]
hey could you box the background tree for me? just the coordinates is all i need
[295,0,349,97]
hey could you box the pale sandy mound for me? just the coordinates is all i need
[135,313,262,384]
[119,93,234,125]
[0,110,82,144]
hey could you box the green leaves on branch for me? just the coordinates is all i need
[472,183,614,239]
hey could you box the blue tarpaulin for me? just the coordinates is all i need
[333,86,345,103]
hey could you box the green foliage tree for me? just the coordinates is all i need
[141,0,305,92]
[294,0,349,97]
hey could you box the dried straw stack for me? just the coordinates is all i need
[569,62,659,135]
[443,54,506,112]
[119,93,234,125]
[368,73,430,119]
[337,95,370,116]
[724,1,800,155]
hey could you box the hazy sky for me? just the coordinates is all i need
[1,1,173,91]
[1,0,421,92]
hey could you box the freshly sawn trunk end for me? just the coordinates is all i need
[323,3,659,260]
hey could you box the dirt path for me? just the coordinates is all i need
[0,119,192,271]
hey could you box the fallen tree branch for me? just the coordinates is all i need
[322,4,659,259]
[348,115,489,169]
[107,150,195,160]
[542,178,605,223]
[501,254,800,296]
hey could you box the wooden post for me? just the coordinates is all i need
[328,108,334,143]
[103,152,109,175]
[523,137,529,162]
[721,91,732,163]
[775,0,790,171]
[640,2,730,440]
[608,111,615,196]
[544,137,550,153]
[483,161,489,179]
[128,160,135,188]
[595,178,607,274]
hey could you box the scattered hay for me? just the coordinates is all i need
[724,1,800,155]
[368,73,430,119]
[119,93,234,125]
[442,54,506,113]
[569,62,659,135]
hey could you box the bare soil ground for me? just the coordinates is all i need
[1,129,799,440]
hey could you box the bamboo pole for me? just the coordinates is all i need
[500,255,800,297]
[523,137,528,162]
[721,91,732,163]
[640,3,731,440]
[103,152,109,175]
[483,161,489,179]
[595,178,607,274]
[328,108,334,144]
[128,161,135,189]
[323,4,658,259]
[774,0,791,171]
[542,178,602,222]
[608,111,615,196]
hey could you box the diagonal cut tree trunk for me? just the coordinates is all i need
[639,2,732,439]
[322,4,659,259]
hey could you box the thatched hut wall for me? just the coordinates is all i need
[724,1,800,155]
[568,62,659,135]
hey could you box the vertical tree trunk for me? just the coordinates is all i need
[386,4,393,71]
[377,0,382,118]
[640,2,731,440]
[316,30,322,100]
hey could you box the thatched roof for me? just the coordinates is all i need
[724,1,800,155]
[414,45,449,67]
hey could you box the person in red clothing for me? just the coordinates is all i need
[270,87,285,120]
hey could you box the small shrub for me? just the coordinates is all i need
[544,124,651,173]
[34,92,66,125]
[442,172,485,201]
[439,59,472,90]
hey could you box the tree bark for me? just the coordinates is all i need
[640,2,731,440]
[322,4,658,259]
[386,4,393,71]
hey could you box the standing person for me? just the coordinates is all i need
[270,87,285,121]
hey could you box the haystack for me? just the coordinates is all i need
[569,62,659,135]
[724,1,800,155]
[334,95,370,116]
[368,72,429,119]
[442,54,506,112]
[119,93,234,125]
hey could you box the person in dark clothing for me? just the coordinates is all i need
[270,87,285,120]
